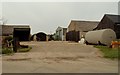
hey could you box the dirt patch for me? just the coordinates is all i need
[2,41,118,73]
[5,58,31,61]
[41,56,85,62]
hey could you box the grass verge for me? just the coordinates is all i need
[94,45,120,59]
[18,47,32,52]
[2,48,13,55]
[1,46,32,54]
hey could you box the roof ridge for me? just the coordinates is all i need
[71,20,99,22]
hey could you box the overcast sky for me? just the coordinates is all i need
[118,1,120,15]
[2,2,119,34]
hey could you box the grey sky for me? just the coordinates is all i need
[118,1,120,15]
[0,2,2,18]
[2,2,118,34]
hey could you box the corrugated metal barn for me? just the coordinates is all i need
[31,32,47,41]
[36,32,46,41]
[94,14,120,39]
[66,20,99,42]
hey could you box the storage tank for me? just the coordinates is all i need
[85,29,116,46]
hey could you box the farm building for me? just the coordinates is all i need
[31,32,47,41]
[36,32,46,41]
[0,25,2,45]
[66,20,99,42]
[1,24,30,41]
[55,26,67,41]
[0,25,2,36]
[46,34,54,41]
[13,28,30,41]
[30,34,37,41]
[94,14,120,39]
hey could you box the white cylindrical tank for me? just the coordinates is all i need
[85,29,116,46]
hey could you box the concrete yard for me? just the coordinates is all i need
[2,41,118,73]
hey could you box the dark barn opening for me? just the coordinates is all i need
[36,32,46,41]
[114,23,120,39]
[66,31,80,42]
[13,28,30,41]
[13,28,30,52]
[30,34,35,41]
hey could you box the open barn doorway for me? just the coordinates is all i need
[36,32,46,41]
[13,28,30,41]
[66,31,80,42]
[13,28,30,52]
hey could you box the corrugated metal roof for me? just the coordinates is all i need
[106,14,120,24]
[56,26,67,31]
[68,20,99,32]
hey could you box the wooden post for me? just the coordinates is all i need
[13,37,18,52]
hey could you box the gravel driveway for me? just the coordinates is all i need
[2,41,118,73]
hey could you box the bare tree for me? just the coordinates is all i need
[0,17,8,25]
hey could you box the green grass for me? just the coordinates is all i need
[94,45,120,59]
[1,46,32,54]
[2,48,13,55]
[18,47,32,52]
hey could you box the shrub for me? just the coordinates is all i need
[3,36,13,48]
[2,48,13,54]
[5,36,13,41]
[18,46,32,52]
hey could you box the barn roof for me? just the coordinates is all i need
[0,24,30,36]
[68,20,99,32]
[93,14,120,30]
[105,14,120,24]
[56,26,67,31]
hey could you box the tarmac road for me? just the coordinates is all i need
[2,41,118,73]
